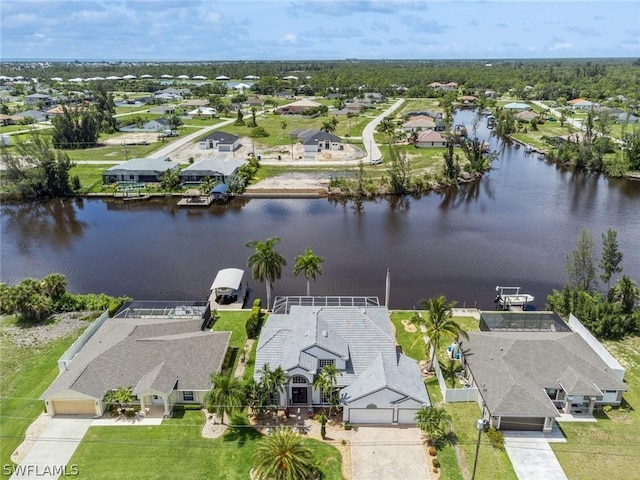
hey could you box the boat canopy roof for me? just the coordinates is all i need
[210,268,244,291]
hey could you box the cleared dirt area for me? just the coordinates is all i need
[100,132,161,146]
[167,136,363,164]
[245,172,333,192]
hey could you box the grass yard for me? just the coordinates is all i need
[511,121,578,152]
[68,411,344,479]
[551,335,640,480]
[61,139,174,162]
[395,98,443,118]
[392,311,515,480]
[377,144,446,173]
[0,124,52,134]
[69,163,117,193]
[0,315,89,479]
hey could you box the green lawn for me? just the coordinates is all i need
[68,410,343,479]
[61,138,177,162]
[377,144,446,173]
[551,335,640,480]
[392,311,514,480]
[69,163,117,193]
[0,124,52,134]
[511,121,578,152]
[0,315,89,479]
[395,98,443,117]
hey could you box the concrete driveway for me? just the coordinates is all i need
[10,416,92,480]
[350,426,432,480]
[503,430,568,480]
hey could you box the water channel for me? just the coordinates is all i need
[2,110,639,309]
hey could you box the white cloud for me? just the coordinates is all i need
[279,33,298,44]
[549,42,573,51]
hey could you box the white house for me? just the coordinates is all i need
[254,297,431,425]
[402,115,436,132]
[198,131,241,152]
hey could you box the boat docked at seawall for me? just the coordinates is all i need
[494,286,535,311]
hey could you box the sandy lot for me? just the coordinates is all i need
[246,172,333,192]
[101,132,161,146]
[167,136,363,164]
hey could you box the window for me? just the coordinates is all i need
[546,388,558,400]
[319,359,335,369]
[292,376,307,384]
[183,391,194,402]
[321,389,332,403]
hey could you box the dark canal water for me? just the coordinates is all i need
[2,111,639,309]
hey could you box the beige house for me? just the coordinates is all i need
[41,304,230,417]
[402,115,435,132]
[415,130,447,148]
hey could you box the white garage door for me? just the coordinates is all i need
[349,408,394,424]
[397,409,419,424]
[51,400,96,415]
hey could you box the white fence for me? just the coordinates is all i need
[432,349,479,403]
[57,310,110,373]
[569,313,625,381]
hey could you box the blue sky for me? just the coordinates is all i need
[2,0,639,61]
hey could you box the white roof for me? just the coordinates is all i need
[210,268,244,291]
[177,75,190,79]
[192,75,207,80]
[188,107,217,116]
[140,74,154,79]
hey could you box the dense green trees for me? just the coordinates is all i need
[0,274,128,322]
[52,104,100,149]
[1,131,75,199]
[547,227,639,339]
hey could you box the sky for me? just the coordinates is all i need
[1,0,639,61]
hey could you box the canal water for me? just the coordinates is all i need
[2,111,639,309]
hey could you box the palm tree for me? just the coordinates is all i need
[313,364,340,417]
[204,373,244,424]
[103,386,135,414]
[415,406,452,446]
[40,273,67,301]
[246,237,287,310]
[320,120,336,134]
[411,295,468,371]
[199,176,216,195]
[259,363,288,406]
[293,248,325,296]
[252,427,317,480]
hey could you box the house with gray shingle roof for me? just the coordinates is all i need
[461,312,627,432]
[199,131,241,152]
[254,298,430,425]
[41,307,231,417]
[103,157,179,184]
[179,157,246,183]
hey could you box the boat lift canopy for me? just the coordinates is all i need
[210,268,244,295]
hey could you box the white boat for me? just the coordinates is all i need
[494,286,534,310]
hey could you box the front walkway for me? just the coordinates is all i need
[10,416,92,480]
[503,427,568,480]
[350,426,431,480]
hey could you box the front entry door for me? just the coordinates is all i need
[291,387,307,404]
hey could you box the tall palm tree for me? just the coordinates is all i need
[199,176,217,195]
[313,364,340,417]
[246,237,287,310]
[205,373,245,424]
[293,248,325,296]
[259,363,288,405]
[411,295,468,371]
[253,427,317,480]
[415,406,452,445]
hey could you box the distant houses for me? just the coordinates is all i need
[503,102,531,111]
[120,117,173,133]
[429,81,458,92]
[276,98,323,116]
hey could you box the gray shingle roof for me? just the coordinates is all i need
[42,317,230,400]
[463,331,627,417]
[301,130,342,145]
[202,131,239,144]
[179,157,245,177]
[255,305,428,405]
[105,157,179,174]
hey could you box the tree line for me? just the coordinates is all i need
[0,273,129,322]
[547,227,639,339]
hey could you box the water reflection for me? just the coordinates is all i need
[1,198,87,255]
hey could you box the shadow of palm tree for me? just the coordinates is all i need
[223,412,262,446]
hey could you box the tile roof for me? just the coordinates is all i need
[255,305,428,405]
